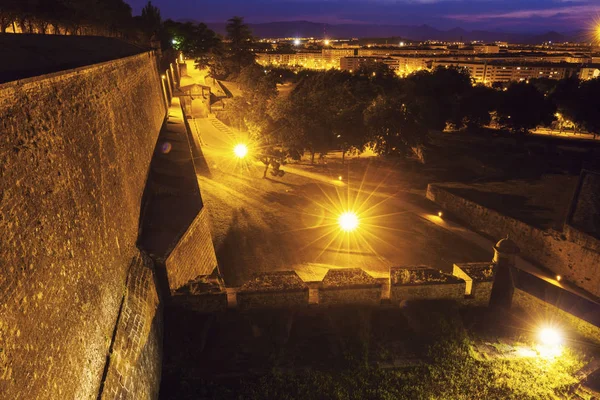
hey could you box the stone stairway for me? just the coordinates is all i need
[208,116,235,138]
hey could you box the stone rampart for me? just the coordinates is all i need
[513,288,600,344]
[165,207,218,291]
[427,184,600,298]
[319,286,382,306]
[100,253,162,399]
[453,263,495,306]
[390,266,466,304]
[0,51,166,399]
[236,271,309,309]
[319,269,382,306]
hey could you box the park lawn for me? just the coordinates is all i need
[160,303,593,400]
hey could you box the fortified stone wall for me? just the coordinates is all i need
[427,184,600,298]
[165,208,217,291]
[101,253,162,400]
[513,288,600,343]
[0,52,166,399]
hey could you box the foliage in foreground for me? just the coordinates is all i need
[178,336,584,400]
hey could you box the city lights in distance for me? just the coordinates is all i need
[294,39,301,46]
[324,39,330,46]
[233,143,248,158]
[338,212,359,232]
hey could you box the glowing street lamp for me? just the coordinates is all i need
[294,39,301,46]
[338,211,359,232]
[537,326,563,358]
[539,327,562,346]
[233,143,248,158]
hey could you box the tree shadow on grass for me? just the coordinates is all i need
[216,208,300,287]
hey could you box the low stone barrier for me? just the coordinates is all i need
[453,262,495,306]
[390,266,465,304]
[171,292,227,313]
[319,269,382,306]
[513,288,600,344]
[236,271,309,310]
[171,279,227,312]
[427,183,600,298]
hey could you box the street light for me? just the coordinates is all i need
[539,327,562,346]
[338,211,359,232]
[537,326,563,358]
[234,143,248,158]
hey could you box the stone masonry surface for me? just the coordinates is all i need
[165,207,218,291]
[101,253,162,400]
[0,51,166,399]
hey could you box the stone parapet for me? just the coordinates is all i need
[453,263,495,306]
[390,266,465,303]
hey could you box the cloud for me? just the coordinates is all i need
[124,0,599,32]
[446,3,599,22]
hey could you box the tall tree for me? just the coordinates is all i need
[497,82,555,134]
[225,16,255,76]
[453,85,499,131]
[364,95,426,156]
[407,66,472,131]
[140,1,161,36]
[550,77,580,130]
[576,78,600,138]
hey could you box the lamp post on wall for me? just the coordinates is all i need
[161,74,171,109]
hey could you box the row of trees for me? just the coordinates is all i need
[0,0,136,37]
[226,59,600,163]
[163,16,255,79]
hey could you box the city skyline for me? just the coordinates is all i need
[124,0,600,33]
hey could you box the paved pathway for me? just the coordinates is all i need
[182,66,592,300]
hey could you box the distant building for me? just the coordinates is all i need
[473,44,500,54]
[579,66,600,80]
[255,44,600,84]
[339,56,400,72]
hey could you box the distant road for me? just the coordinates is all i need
[531,128,597,141]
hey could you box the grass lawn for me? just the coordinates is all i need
[160,302,595,400]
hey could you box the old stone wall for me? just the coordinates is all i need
[427,184,600,298]
[237,290,309,309]
[319,286,382,306]
[0,52,166,399]
[453,263,495,306]
[513,288,600,343]
[165,207,218,291]
[390,283,466,303]
[100,253,162,400]
[171,292,228,313]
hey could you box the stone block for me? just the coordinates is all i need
[453,263,496,306]
[237,271,309,310]
[390,266,465,303]
[318,268,382,306]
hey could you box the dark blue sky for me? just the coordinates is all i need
[125,0,599,32]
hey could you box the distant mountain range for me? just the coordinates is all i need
[194,20,586,44]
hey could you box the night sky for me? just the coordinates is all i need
[124,0,599,32]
